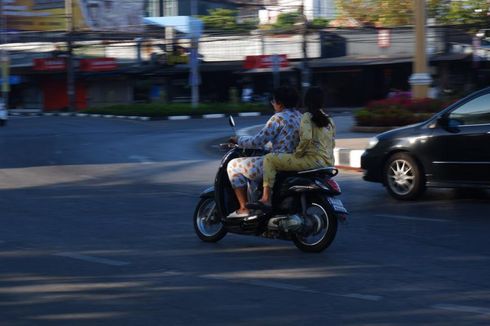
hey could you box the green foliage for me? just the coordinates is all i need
[441,0,490,27]
[263,11,304,33]
[310,18,330,29]
[199,8,256,33]
[276,11,303,27]
[336,0,490,28]
[84,102,269,117]
[335,0,380,26]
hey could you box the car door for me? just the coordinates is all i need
[426,91,490,185]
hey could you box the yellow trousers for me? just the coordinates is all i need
[262,153,328,187]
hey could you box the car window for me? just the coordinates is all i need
[449,93,490,125]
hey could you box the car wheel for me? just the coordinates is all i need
[384,153,425,200]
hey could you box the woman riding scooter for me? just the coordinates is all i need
[227,86,302,218]
[249,87,336,211]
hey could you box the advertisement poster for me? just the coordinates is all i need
[4,0,144,32]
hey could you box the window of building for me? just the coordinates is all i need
[146,0,160,16]
[164,0,178,16]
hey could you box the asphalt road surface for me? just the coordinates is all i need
[1,115,490,325]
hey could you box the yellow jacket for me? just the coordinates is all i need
[294,112,336,166]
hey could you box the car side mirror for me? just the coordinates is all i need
[228,115,237,136]
[437,115,449,128]
[438,115,461,133]
[228,116,235,128]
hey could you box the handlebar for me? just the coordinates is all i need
[219,143,238,150]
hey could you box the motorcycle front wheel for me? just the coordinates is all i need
[193,198,227,242]
[292,196,338,253]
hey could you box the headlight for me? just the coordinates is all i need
[366,137,379,149]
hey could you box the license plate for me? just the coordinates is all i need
[327,197,348,214]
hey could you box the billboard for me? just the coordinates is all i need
[4,0,145,32]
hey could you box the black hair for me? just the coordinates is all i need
[272,86,299,108]
[304,87,331,128]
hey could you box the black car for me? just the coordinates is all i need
[361,87,490,200]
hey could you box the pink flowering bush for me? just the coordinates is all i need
[355,97,454,127]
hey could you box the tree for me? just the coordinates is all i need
[199,8,256,33]
[334,0,381,26]
[442,0,490,27]
[336,0,490,28]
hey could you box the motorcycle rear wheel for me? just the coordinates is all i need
[292,196,338,253]
[193,198,227,242]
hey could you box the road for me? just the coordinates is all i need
[1,115,490,325]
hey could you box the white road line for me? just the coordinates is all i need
[375,214,449,223]
[203,114,225,119]
[168,115,191,120]
[433,304,490,315]
[54,252,130,266]
[239,112,261,117]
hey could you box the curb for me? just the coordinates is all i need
[334,148,364,169]
[8,111,270,121]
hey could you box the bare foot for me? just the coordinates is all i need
[258,199,271,206]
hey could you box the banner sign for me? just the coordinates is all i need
[4,0,145,32]
[243,55,289,69]
[33,58,66,71]
[79,58,117,72]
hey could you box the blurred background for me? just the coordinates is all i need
[1,0,489,112]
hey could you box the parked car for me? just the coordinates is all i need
[361,87,490,200]
[0,99,7,126]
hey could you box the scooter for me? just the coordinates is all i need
[193,117,348,252]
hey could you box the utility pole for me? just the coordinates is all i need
[66,0,76,111]
[190,0,200,109]
[1,0,10,109]
[409,0,431,99]
[300,1,310,94]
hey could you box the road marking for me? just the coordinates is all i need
[433,304,490,315]
[203,114,225,119]
[168,115,191,120]
[238,112,261,117]
[53,252,130,266]
[375,214,449,223]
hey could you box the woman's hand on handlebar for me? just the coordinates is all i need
[229,136,238,144]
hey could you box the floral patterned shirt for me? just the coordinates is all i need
[238,109,302,153]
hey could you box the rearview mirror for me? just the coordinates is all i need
[228,116,235,128]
